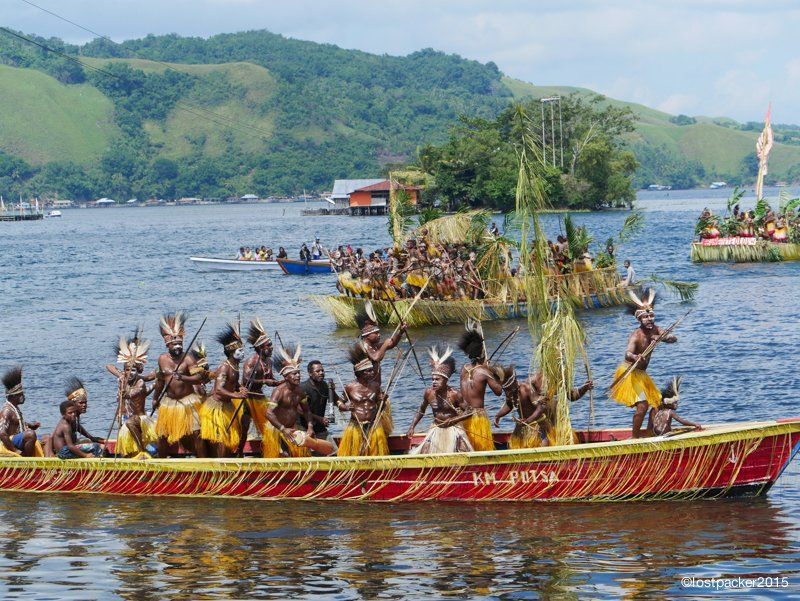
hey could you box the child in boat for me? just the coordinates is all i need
[52,401,103,459]
[648,377,702,436]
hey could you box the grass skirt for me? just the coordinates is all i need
[246,396,270,435]
[0,439,44,457]
[117,415,157,456]
[610,364,661,409]
[508,421,543,450]
[337,420,389,456]
[261,422,311,458]
[463,409,495,451]
[156,393,202,443]
[411,423,473,454]
[199,398,240,451]
[380,398,393,436]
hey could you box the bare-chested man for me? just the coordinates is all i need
[106,334,156,457]
[263,345,315,458]
[407,346,472,454]
[458,323,504,451]
[337,344,389,456]
[611,290,677,438]
[355,302,405,435]
[0,367,41,456]
[153,313,205,457]
[240,318,280,454]
[495,369,592,448]
[52,400,102,459]
[200,324,249,458]
[65,378,105,448]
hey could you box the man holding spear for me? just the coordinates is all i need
[153,313,206,457]
[610,290,678,438]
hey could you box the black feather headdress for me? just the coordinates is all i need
[348,343,373,373]
[458,320,485,361]
[65,376,87,401]
[2,366,23,398]
[216,322,243,353]
[247,317,271,348]
[273,343,302,376]
[355,301,380,337]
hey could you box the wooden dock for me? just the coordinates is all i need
[0,213,43,222]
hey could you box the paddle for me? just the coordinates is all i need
[149,317,208,417]
[607,309,692,394]
[102,360,130,456]
[376,279,427,386]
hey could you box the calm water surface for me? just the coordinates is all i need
[0,188,799,598]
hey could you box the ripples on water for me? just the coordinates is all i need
[0,188,799,598]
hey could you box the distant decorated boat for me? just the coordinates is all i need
[313,266,639,327]
[0,419,797,502]
[277,257,333,275]
[690,238,800,263]
[189,256,281,271]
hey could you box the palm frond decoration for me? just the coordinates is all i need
[387,186,415,246]
[645,275,699,302]
[691,241,800,263]
[417,207,443,227]
[726,186,745,214]
[778,188,800,215]
[408,210,490,245]
[617,210,644,243]
[512,104,589,447]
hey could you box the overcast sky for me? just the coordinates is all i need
[4,0,800,123]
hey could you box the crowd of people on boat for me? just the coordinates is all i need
[696,204,800,243]
[235,239,326,262]
[331,225,630,302]
[0,289,700,461]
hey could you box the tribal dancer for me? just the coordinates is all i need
[189,343,214,398]
[494,369,592,448]
[0,367,42,457]
[106,334,157,457]
[153,313,204,457]
[611,290,677,438]
[201,324,248,458]
[61,378,104,457]
[407,346,473,454]
[337,344,389,456]
[263,345,314,458]
[355,301,405,434]
[458,322,503,451]
[241,318,279,452]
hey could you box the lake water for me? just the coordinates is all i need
[0,187,799,598]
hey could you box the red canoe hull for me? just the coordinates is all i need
[1,420,798,502]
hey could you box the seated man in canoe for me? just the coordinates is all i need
[648,377,702,436]
[337,344,389,457]
[106,334,157,457]
[610,290,677,438]
[494,368,592,448]
[407,346,473,454]
[262,345,334,458]
[0,367,43,457]
[51,399,102,459]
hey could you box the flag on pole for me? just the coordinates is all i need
[755,103,774,201]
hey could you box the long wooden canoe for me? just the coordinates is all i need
[0,419,797,502]
[691,238,800,263]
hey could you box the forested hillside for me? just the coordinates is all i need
[0,28,797,201]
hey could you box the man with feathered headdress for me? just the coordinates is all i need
[337,343,389,456]
[610,290,677,438]
[105,332,157,457]
[355,301,405,435]
[0,366,43,457]
[153,312,205,457]
[200,323,249,457]
[240,317,280,453]
[262,344,321,458]
[53,378,104,458]
[407,346,473,454]
[458,320,504,451]
[494,368,592,449]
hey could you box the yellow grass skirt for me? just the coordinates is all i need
[463,409,495,452]
[117,415,157,456]
[246,396,270,436]
[261,422,311,458]
[544,423,580,446]
[337,420,389,457]
[610,364,661,409]
[0,439,44,457]
[156,393,202,443]
[508,421,543,450]
[380,398,394,436]
[200,398,240,451]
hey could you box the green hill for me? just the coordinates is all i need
[0,29,797,199]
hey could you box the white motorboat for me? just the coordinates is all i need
[189,257,281,271]
[44,210,62,218]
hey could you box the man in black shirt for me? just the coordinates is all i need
[300,360,340,440]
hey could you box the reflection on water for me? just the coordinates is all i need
[0,466,798,599]
[1,193,800,597]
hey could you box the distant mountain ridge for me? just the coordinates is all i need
[0,28,797,198]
